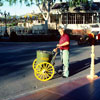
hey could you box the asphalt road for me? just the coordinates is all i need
[0,41,100,100]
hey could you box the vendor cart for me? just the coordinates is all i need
[32,50,57,82]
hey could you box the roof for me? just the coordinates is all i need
[52,2,69,10]
[52,2,100,12]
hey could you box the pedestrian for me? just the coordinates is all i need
[53,25,70,78]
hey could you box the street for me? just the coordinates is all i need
[0,41,100,100]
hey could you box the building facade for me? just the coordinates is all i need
[49,2,100,34]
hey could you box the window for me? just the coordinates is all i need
[50,14,59,23]
[62,13,94,24]
[85,13,92,24]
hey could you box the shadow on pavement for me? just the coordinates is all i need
[53,57,100,79]
[69,57,100,76]
[0,44,56,77]
[69,58,91,76]
[57,78,100,100]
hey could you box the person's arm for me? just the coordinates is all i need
[57,41,69,47]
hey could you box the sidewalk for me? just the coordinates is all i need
[13,76,100,100]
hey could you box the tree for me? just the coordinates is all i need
[69,0,93,7]
[3,0,92,34]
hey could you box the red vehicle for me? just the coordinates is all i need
[91,31,100,42]
[96,32,100,40]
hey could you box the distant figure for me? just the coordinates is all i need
[10,30,17,41]
[53,25,70,78]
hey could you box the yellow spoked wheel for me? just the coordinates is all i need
[32,59,37,70]
[34,62,55,81]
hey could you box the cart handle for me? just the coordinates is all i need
[51,51,58,66]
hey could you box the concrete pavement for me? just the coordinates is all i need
[1,41,100,100]
[12,76,100,100]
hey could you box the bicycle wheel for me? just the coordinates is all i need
[34,62,55,81]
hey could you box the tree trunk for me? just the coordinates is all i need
[45,20,48,34]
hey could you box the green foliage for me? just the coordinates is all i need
[0,0,3,6]
[68,0,92,7]
[2,0,92,7]
[7,22,17,26]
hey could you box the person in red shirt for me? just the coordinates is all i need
[53,25,70,78]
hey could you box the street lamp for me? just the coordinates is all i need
[0,11,10,36]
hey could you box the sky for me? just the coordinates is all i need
[0,0,100,16]
[0,1,40,16]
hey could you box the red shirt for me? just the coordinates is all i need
[59,33,70,50]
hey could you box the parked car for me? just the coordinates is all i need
[77,24,100,45]
[77,31,100,45]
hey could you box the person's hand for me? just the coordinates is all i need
[57,44,61,48]
[53,48,58,52]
